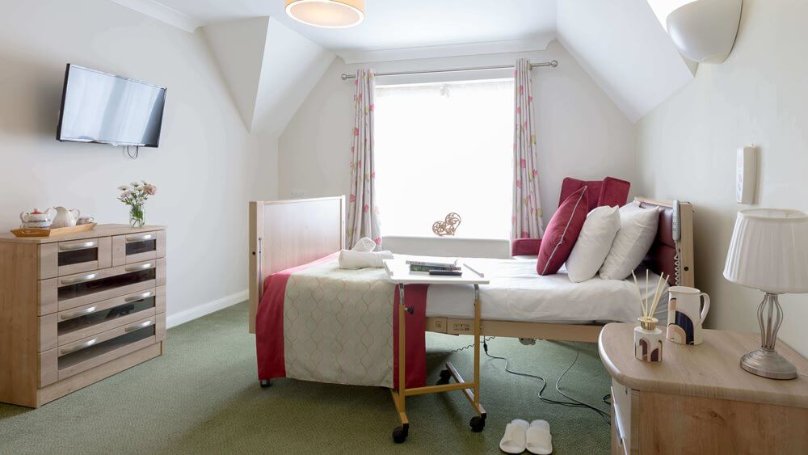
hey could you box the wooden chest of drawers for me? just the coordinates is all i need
[0,224,166,407]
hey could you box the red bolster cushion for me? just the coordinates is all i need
[559,177,601,212]
[598,176,630,208]
[537,187,589,275]
[512,238,542,256]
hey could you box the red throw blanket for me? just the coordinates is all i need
[255,256,427,389]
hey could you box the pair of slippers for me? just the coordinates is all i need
[499,419,552,454]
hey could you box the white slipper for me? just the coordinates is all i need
[526,419,552,454]
[500,419,529,454]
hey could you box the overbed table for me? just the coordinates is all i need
[383,259,490,443]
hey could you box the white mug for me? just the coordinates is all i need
[666,286,710,345]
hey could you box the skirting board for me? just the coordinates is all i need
[166,289,248,328]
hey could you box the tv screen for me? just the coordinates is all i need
[57,64,166,147]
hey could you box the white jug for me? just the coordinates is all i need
[51,207,81,229]
[666,286,710,345]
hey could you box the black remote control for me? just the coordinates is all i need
[429,270,462,276]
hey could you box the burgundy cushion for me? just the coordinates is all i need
[512,238,542,256]
[599,176,630,208]
[537,187,589,275]
[559,178,601,212]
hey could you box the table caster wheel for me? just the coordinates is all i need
[392,425,409,443]
[436,369,452,385]
[469,415,486,432]
[259,379,271,388]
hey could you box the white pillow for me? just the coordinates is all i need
[599,204,659,280]
[565,206,621,283]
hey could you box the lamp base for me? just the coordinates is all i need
[740,349,797,380]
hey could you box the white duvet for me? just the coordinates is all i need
[423,257,668,324]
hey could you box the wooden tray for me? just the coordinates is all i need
[11,223,97,238]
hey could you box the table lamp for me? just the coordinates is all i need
[723,209,808,380]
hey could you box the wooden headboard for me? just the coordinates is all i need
[248,197,345,332]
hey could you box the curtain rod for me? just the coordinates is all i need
[339,60,558,80]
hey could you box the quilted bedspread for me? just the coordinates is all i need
[256,255,427,389]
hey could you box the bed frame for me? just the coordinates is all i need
[248,196,694,342]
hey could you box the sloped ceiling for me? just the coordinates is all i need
[203,17,269,132]
[556,0,695,122]
[110,0,695,124]
[202,17,334,135]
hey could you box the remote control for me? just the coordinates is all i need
[429,270,462,276]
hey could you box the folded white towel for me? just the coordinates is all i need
[338,249,394,269]
[351,237,378,253]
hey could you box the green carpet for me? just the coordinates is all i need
[0,303,611,454]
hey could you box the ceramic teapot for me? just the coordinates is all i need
[51,207,81,229]
[20,208,55,228]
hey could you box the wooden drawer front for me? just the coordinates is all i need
[55,315,157,381]
[39,258,166,315]
[53,287,163,347]
[39,237,112,279]
[112,230,165,266]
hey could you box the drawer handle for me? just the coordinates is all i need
[60,338,98,355]
[59,241,97,252]
[125,320,153,333]
[60,306,97,321]
[60,273,98,286]
[124,291,153,303]
[126,233,154,243]
[125,263,154,272]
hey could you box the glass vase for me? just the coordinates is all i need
[129,204,145,228]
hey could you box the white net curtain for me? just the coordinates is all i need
[374,79,515,239]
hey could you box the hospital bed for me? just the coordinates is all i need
[246,195,694,442]
[247,196,694,341]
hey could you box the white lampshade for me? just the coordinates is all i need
[285,0,365,28]
[724,209,808,294]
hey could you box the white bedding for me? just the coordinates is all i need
[423,257,668,324]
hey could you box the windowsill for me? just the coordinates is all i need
[382,234,510,242]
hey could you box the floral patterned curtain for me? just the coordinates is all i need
[512,58,544,239]
[346,69,381,247]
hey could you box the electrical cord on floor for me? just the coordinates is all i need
[427,336,496,358]
[482,338,611,424]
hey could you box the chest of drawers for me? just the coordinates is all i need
[0,224,166,407]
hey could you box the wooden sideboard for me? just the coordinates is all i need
[0,224,166,407]
[599,323,808,454]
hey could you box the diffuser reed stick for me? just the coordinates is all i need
[632,271,668,322]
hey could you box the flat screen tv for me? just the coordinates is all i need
[57,64,166,147]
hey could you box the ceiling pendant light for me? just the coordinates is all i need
[285,0,365,28]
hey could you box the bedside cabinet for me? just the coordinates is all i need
[599,323,808,455]
[0,225,166,408]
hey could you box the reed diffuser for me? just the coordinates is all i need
[632,271,667,362]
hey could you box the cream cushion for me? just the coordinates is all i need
[599,203,659,280]
[565,206,620,283]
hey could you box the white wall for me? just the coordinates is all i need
[556,0,695,122]
[0,0,278,324]
[278,41,637,228]
[636,0,808,356]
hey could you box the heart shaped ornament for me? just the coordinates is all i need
[432,212,462,236]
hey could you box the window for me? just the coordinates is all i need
[375,78,514,239]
